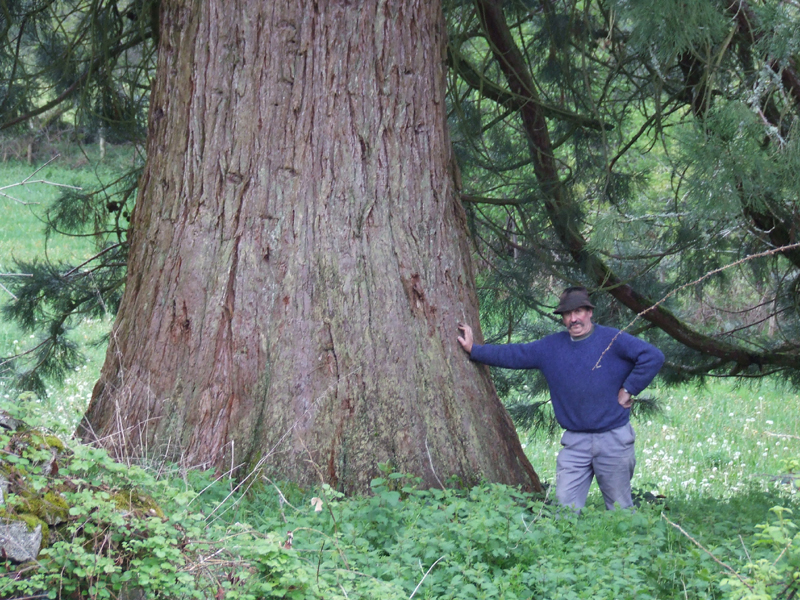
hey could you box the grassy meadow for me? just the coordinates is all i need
[521,379,800,503]
[1,148,799,599]
[0,147,132,432]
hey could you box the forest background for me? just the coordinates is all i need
[1,0,800,598]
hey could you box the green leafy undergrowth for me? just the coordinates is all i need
[216,469,799,600]
[2,432,798,599]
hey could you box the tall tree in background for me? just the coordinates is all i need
[77,0,541,493]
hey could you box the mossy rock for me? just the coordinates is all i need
[5,428,69,465]
[11,491,71,526]
[2,416,168,562]
[0,507,50,547]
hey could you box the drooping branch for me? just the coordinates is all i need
[667,0,800,271]
[726,0,800,105]
[446,44,611,132]
[718,1,800,269]
[472,0,800,372]
[1,32,148,131]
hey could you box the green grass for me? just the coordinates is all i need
[0,146,137,431]
[519,378,800,503]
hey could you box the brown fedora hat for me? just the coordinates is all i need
[553,286,595,314]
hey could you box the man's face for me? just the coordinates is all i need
[561,307,593,337]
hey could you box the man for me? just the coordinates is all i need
[457,286,664,511]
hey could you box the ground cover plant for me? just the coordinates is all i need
[0,420,797,600]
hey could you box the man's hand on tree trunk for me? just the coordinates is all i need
[458,323,473,354]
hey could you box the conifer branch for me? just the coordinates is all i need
[475,0,800,373]
[0,33,149,131]
[726,0,800,105]
[447,45,612,131]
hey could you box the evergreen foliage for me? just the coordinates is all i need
[445,0,800,415]
[0,0,150,393]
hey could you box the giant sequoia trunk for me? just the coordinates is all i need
[80,0,541,494]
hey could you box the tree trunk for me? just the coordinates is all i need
[80,0,541,495]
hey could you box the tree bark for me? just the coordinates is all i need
[80,0,541,494]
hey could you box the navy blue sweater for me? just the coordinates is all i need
[470,325,664,433]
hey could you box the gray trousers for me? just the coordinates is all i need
[555,423,636,511]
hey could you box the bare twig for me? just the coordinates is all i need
[0,338,52,369]
[773,537,794,567]
[519,485,551,537]
[63,243,123,277]
[262,475,301,512]
[661,512,753,591]
[739,534,752,565]
[424,436,445,490]
[0,281,17,300]
[409,556,447,599]
[593,242,800,370]
[0,155,82,204]
[764,431,800,441]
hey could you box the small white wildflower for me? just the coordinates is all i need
[678,450,683,455]
[766,420,774,425]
